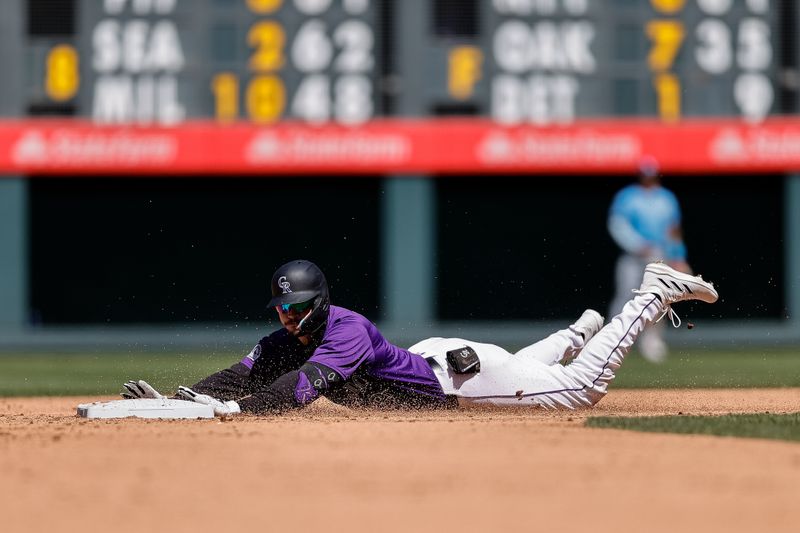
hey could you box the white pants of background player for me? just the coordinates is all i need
[611,253,666,362]
[408,294,663,409]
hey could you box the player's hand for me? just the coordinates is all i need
[176,386,241,417]
[121,380,165,400]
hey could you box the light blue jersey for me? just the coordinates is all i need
[607,184,686,261]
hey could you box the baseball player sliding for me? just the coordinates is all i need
[123,259,718,414]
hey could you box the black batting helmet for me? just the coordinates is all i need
[267,259,330,335]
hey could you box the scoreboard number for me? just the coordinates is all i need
[648,0,685,122]
[294,0,333,15]
[735,73,773,124]
[334,74,372,124]
[46,45,80,102]
[650,0,687,14]
[248,21,287,72]
[246,74,286,123]
[695,19,732,74]
[646,20,685,72]
[211,72,239,122]
[292,20,334,73]
[292,74,330,123]
[693,0,775,122]
[247,0,283,14]
[448,46,483,101]
[333,20,374,72]
[207,0,377,124]
[653,73,681,122]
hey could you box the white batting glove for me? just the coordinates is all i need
[176,386,241,417]
[121,380,165,400]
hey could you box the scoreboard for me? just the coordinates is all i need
[484,0,780,123]
[3,0,800,175]
[71,0,380,125]
[29,0,789,125]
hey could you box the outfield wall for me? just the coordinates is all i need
[0,167,798,351]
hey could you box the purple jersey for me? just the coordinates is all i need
[230,305,448,411]
[307,306,446,402]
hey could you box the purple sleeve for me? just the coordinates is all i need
[307,321,374,380]
[236,369,303,413]
[240,342,263,370]
[236,361,343,413]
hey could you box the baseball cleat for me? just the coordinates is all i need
[635,262,718,305]
[634,262,718,328]
[570,309,604,342]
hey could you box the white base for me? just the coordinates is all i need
[77,398,215,419]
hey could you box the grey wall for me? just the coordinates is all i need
[0,1,27,331]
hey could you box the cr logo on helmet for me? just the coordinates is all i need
[278,276,292,294]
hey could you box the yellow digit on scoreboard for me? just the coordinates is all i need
[246,0,283,14]
[448,46,483,101]
[246,75,285,123]
[45,44,79,102]
[650,0,686,14]
[654,72,681,122]
[211,73,240,122]
[248,21,286,72]
[646,20,685,72]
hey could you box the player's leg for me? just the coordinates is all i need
[437,263,717,409]
[410,337,522,401]
[415,333,611,409]
[611,254,669,363]
[438,297,654,409]
[514,309,604,365]
[553,262,718,407]
[549,293,666,406]
[408,337,454,358]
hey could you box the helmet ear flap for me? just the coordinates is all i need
[297,292,330,336]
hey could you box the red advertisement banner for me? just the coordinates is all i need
[2,118,800,175]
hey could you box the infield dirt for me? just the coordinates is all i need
[1,389,799,533]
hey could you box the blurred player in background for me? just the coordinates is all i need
[608,156,691,363]
[123,259,717,414]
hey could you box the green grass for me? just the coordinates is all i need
[0,352,236,397]
[0,347,798,397]
[610,348,800,388]
[587,413,800,442]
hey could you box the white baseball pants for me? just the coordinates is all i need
[408,294,664,409]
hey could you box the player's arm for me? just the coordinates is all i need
[186,338,270,400]
[183,322,374,415]
[236,360,344,413]
[608,192,651,256]
[188,360,252,400]
[237,323,375,413]
[189,328,311,400]
[189,332,293,400]
[608,214,651,255]
[122,361,253,401]
[176,360,342,415]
